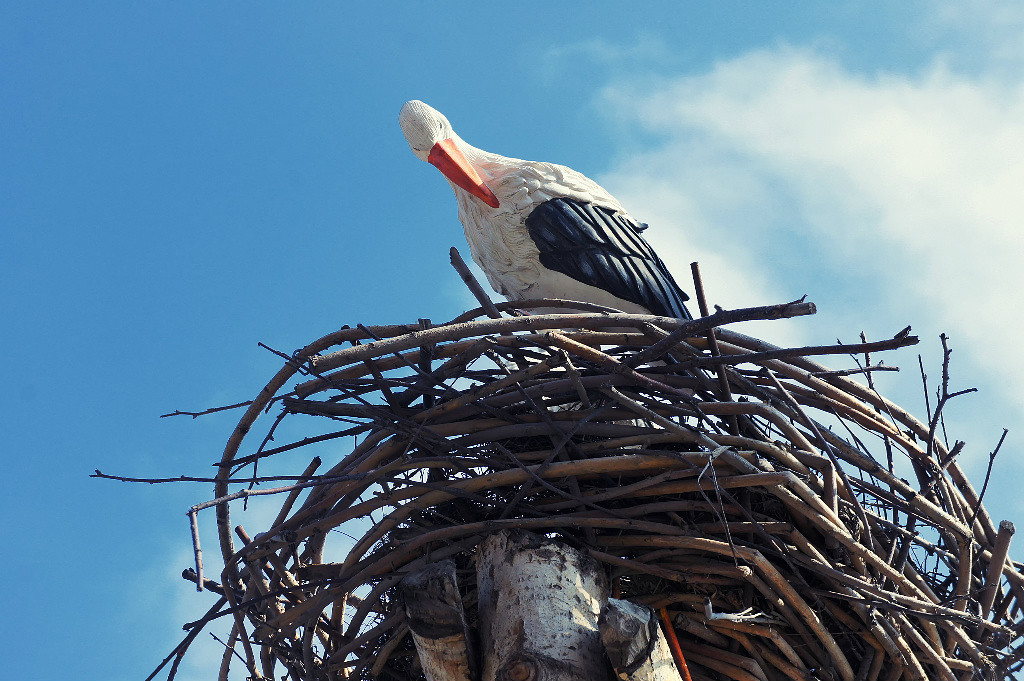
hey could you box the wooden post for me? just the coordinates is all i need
[599,598,685,681]
[477,530,612,681]
[400,559,475,681]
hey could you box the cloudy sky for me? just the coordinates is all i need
[2,2,1022,679]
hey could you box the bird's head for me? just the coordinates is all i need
[399,100,500,209]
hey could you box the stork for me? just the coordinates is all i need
[399,100,692,320]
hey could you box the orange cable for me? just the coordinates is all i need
[658,607,692,681]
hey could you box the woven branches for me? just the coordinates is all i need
[162,296,1019,681]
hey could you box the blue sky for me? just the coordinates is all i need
[3,3,1023,679]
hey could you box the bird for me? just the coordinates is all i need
[398,100,692,320]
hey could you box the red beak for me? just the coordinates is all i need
[427,138,500,208]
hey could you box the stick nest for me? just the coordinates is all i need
[186,300,1020,681]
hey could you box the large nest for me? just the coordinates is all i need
[165,296,1020,681]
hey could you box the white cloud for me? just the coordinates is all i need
[595,45,1024,471]
[929,0,1024,72]
[598,124,804,345]
[539,35,678,86]
[123,487,298,681]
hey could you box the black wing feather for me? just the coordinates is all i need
[526,198,692,319]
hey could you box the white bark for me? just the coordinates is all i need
[400,560,474,681]
[599,599,684,681]
[477,530,612,681]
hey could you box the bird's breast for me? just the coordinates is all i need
[455,189,542,299]
[453,160,626,302]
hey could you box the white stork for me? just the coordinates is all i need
[399,100,692,319]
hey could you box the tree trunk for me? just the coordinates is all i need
[400,559,475,681]
[599,598,685,681]
[476,530,612,681]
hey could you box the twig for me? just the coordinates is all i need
[143,596,228,681]
[628,298,816,368]
[969,428,1009,529]
[449,247,503,319]
[92,470,333,485]
[189,508,204,592]
[690,261,738,435]
[810,365,899,378]
[924,334,978,464]
[761,367,876,554]
[160,401,253,419]
[679,333,918,370]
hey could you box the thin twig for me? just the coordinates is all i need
[160,401,253,419]
[690,261,738,435]
[969,428,1009,529]
[449,246,503,319]
[810,365,899,378]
